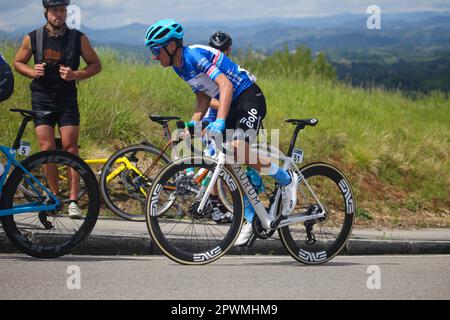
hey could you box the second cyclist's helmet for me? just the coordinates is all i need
[209,31,232,51]
[42,0,70,8]
[145,19,184,47]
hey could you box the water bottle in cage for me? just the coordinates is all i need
[246,167,265,194]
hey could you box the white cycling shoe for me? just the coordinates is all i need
[68,202,83,219]
[233,222,254,246]
[281,171,299,216]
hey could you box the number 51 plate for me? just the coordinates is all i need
[18,141,31,156]
[292,148,303,164]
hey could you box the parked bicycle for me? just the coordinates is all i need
[145,118,355,265]
[0,109,100,258]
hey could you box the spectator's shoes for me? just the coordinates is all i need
[68,202,83,219]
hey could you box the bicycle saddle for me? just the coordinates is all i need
[286,118,319,128]
[10,109,52,118]
[149,114,181,125]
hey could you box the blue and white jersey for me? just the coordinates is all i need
[203,107,218,123]
[0,53,5,65]
[173,45,255,102]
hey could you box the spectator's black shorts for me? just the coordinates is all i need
[225,83,266,143]
[31,92,80,128]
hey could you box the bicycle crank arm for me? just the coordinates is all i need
[276,212,327,228]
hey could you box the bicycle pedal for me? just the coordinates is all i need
[246,235,257,248]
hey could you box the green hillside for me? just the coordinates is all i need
[1,44,449,228]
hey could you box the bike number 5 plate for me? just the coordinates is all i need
[292,148,303,164]
[19,141,31,156]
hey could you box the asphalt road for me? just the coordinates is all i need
[0,254,448,300]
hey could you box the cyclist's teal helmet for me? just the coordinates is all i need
[145,19,184,47]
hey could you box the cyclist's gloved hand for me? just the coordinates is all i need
[179,120,198,140]
[205,119,226,136]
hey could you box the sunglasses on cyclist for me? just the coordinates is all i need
[149,42,170,58]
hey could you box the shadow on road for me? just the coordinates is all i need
[183,259,400,268]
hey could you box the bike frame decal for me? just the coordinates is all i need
[338,179,354,214]
[231,164,273,229]
[218,170,238,192]
[298,249,327,262]
[149,183,163,217]
[193,246,222,262]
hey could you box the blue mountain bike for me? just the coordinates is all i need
[0,109,100,258]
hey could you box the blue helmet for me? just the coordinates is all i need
[145,19,184,47]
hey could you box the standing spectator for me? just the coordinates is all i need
[13,0,101,219]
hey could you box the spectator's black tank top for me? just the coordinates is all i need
[29,27,83,99]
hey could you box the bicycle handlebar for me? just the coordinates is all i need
[173,120,214,157]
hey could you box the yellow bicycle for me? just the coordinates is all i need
[98,115,182,221]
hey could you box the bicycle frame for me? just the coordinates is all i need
[195,132,327,230]
[103,119,178,187]
[0,144,60,217]
[84,158,108,166]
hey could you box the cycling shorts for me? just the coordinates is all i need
[32,92,80,128]
[225,84,266,143]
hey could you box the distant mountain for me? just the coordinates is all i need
[2,12,449,91]
[2,11,449,60]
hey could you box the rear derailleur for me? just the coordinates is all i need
[304,204,325,245]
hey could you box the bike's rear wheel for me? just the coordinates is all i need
[0,150,100,258]
[99,144,172,221]
[145,156,244,265]
[279,162,355,265]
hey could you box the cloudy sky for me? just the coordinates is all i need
[1,0,449,31]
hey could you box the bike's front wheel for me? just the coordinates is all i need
[0,150,100,258]
[279,162,355,265]
[145,156,244,265]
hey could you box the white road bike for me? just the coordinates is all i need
[145,118,355,265]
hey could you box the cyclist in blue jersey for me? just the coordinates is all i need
[204,32,258,224]
[204,31,235,223]
[145,19,299,246]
